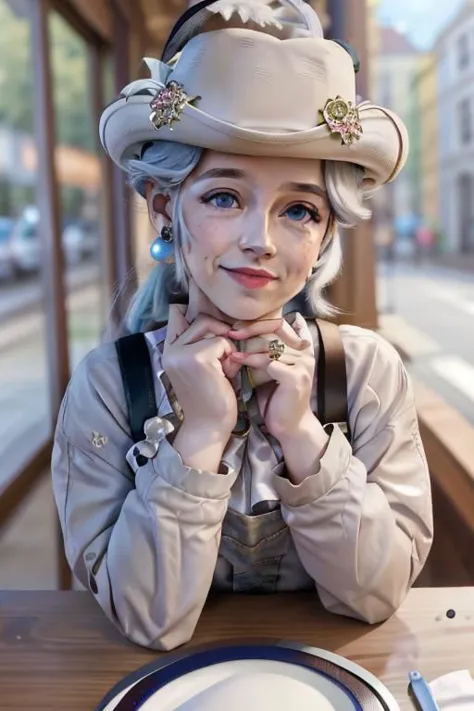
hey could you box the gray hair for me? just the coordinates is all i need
[125,141,371,333]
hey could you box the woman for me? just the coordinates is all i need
[52,0,433,651]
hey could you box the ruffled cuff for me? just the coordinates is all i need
[271,424,352,507]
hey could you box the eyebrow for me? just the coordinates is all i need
[195,168,246,182]
[281,182,327,200]
[194,169,327,200]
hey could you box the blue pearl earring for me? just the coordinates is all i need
[150,225,174,264]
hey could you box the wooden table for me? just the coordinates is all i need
[0,588,473,710]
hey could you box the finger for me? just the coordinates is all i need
[175,314,232,346]
[204,337,241,378]
[165,304,189,345]
[222,356,242,379]
[240,336,305,356]
[229,318,310,351]
[193,335,242,375]
[186,333,235,358]
[267,359,297,384]
[274,317,312,350]
[182,335,240,378]
[292,312,314,346]
[230,352,297,369]
[238,335,285,355]
[228,319,284,339]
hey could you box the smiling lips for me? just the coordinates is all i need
[221,266,277,289]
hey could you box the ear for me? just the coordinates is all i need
[145,182,172,233]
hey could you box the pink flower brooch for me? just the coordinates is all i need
[321,96,363,146]
[149,81,201,131]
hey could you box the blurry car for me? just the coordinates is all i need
[10,207,89,273]
[62,221,84,266]
[77,220,99,259]
[62,219,98,262]
[0,216,15,281]
[9,206,40,274]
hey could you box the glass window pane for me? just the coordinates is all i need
[49,12,107,373]
[0,0,50,481]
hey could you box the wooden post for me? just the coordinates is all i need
[325,0,378,329]
[30,0,72,589]
[108,0,137,325]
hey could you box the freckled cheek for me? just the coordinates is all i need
[183,217,231,266]
[285,241,318,280]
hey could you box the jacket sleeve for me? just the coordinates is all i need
[51,346,238,650]
[271,330,433,624]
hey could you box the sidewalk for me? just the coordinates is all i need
[0,262,100,324]
[0,283,102,487]
[430,251,474,272]
[378,244,474,274]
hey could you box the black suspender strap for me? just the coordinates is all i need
[115,333,157,443]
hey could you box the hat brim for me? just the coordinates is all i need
[99,94,408,189]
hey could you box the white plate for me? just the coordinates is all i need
[97,642,399,711]
[104,659,357,711]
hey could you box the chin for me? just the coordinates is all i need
[218,298,283,322]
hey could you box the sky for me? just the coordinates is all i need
[377,0,465,49]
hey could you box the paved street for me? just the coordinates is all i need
[0,261,100,322]
[377,261,474,425]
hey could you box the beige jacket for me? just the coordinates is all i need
[51,323,433,650]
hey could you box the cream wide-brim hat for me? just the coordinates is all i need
[99,2,408,190]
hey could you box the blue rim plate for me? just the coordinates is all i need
[96,640,400,711]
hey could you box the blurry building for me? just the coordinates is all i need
[407,54,440,234]
[366,0,380,104]
[435,0,474,254]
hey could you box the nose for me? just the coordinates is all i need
[238,213,276,258]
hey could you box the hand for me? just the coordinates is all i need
[163,305,241,437]
[228,313,315,439]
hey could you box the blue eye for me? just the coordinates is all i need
[284,204,320,223]
[203,192,239,209]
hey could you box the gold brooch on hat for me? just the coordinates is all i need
[321,96,363,146]
[149,81,201,131]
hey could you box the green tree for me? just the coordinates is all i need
[0,2,34,132]
[0,2,95,151]
[49,12,95,152]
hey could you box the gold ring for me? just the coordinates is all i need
[268,339,285,361]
